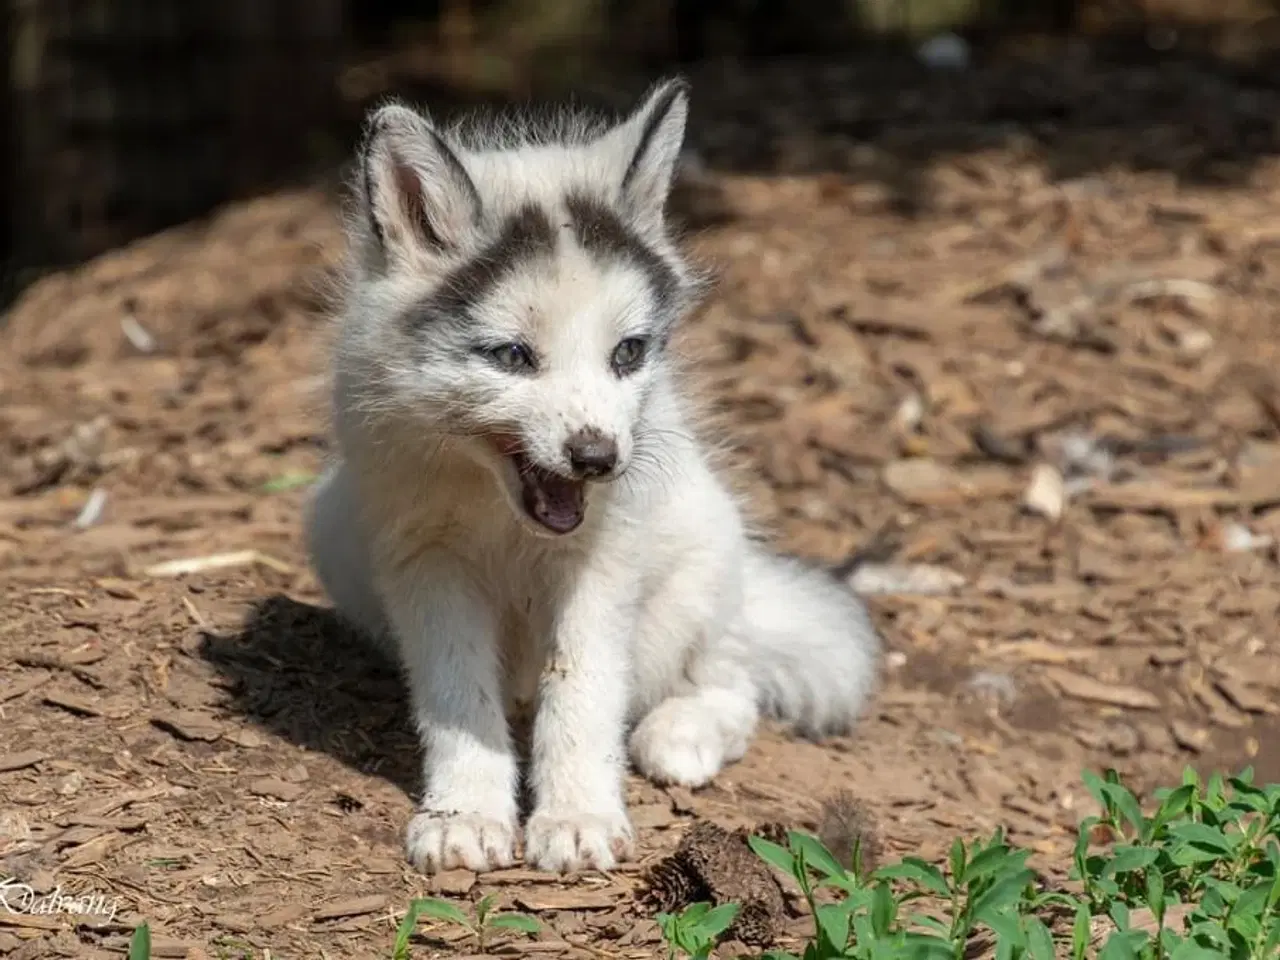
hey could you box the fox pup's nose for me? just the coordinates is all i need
[564,428,618,478]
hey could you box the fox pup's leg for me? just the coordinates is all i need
[628,553,760,789]
[524,569,636,873]
[380,557,519,873]
[305,464,394,655]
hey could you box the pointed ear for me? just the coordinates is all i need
[599,77,689,230]
[358,102,481,265]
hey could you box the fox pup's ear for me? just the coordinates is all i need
[359,103,481,265]
[600,77,689,231]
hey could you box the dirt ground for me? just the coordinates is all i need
[4,51,1280,959]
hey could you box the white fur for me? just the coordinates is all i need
[306,78,881,875]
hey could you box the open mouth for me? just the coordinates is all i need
[492,437,586,535]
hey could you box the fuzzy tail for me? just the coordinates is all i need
[738,546,881,737]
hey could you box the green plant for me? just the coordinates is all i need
[658,902,742,960]
[1071,767,1280,959]
[393,893,540,958]
[654,768,1280,960]
[128,922,151,960]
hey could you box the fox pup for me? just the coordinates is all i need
[306,77,881,874]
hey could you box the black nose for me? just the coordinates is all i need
[564,429,618,478]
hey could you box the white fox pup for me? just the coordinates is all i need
[306,77,881,875]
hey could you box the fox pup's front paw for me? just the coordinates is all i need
[406,809,517,873]
[523,807,634,873]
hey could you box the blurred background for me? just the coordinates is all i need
[7,0,1280,308]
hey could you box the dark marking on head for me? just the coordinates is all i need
[564,192,681,312]
[405,203,557,332]
[621,79,689,195]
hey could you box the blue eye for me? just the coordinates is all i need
[483,342,536,372]
[611,336,650,376]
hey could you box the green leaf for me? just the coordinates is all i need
[1109,900,1130,933]
[750,836,798,879]
[815,901,851,952]
[789,832,846,881]
[963,844,1019,887]
[912,914,951,937]
[1082,769,1109,814]
[970,869,1035,925]
[900,933,957,960]
[1146,866,1165,924]
[1101,782,1148,840]
[128,923,152,960]
[1072,903,1091,960]
[1024,917,1055,960]
[413,897,472,928]
[1167,823,1235,855]
[475,893,495,925]
[697,903,740,939]
[1186,920,1229,947]
[1151,784,1196,835]
[949,837,968,886]
[1169,843,1224,868]
[1101,844,1160,877]
[983,908,1024,949]
[486,913,542,935]
[1169,945,1232,960]
[874,858,951,897]
[870,882,895,938]
[1099,929,1148,960]
[394,901,427,960]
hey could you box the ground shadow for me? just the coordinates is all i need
[668,27,1280,219]
[198,593,422,798]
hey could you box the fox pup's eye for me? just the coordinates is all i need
[610,336,650,376]
[482,342,536,373]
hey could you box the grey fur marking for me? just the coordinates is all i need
[564,192,680,313]
[405,204,558,332]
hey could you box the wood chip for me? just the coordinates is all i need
[513,888,624,912]
[1170,720,1210,753]
[150,711,224,742]
[882,459,1018,506]
[313,895,388,922]
[149,937,202,958]
[0,750,48,773]
[57,815,147,832]
[248,777,304,802]
[630,803,678,830]
[988,639,1092,665]
[0,914,63,931]
[258,904,310,928]
[61,834,119,868]
[143,549,292,577]
[43,691,101,717]
[0,672,51,703]
[1213,675,1276,715]
[1086,474,1280,512]
[429,870,477,896]
[1041,668,1161,710]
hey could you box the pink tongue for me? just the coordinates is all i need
[523,473,585,533]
